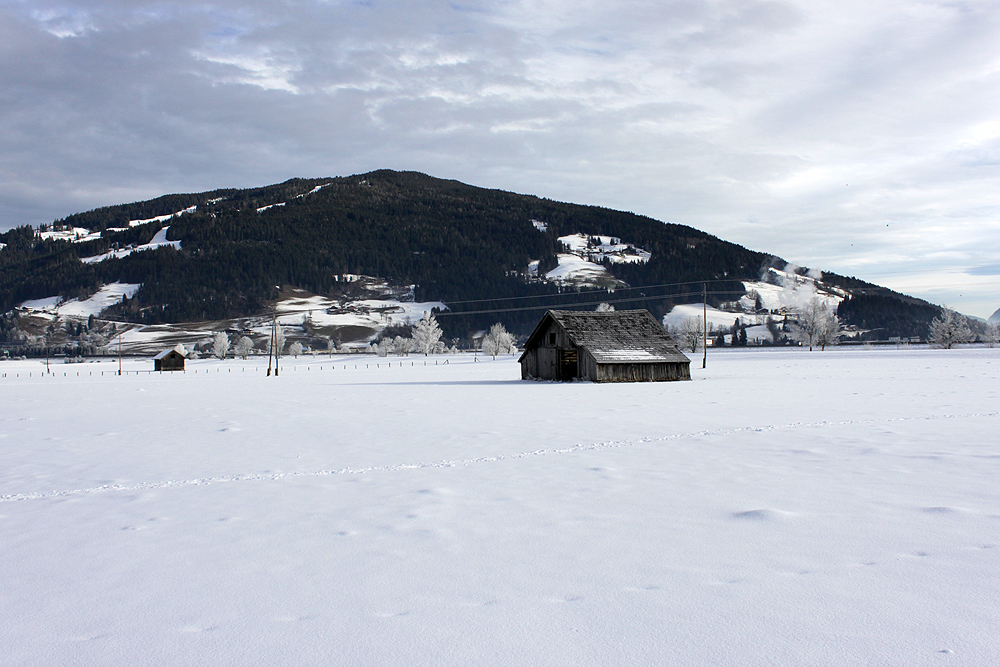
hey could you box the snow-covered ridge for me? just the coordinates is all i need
[81,226,181,264]
[35,205,197,246]
[256,182,332,213]
[126,205,197,228]
[257,202,285,213]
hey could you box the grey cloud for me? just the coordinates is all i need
[1,0,999,316]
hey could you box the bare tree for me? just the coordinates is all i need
[212,332,231,360]
[412,313,443,355]
[928,308,972,349]
[675,317,704,352]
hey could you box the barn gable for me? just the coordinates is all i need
[519,310,690,382]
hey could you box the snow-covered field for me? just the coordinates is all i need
[2,348,998,666]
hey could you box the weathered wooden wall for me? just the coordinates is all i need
[520,319,577,380]
[593,361,690,383]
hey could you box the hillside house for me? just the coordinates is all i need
[153,346,186,372]
[519,309,691,382]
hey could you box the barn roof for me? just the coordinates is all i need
[153,344,187,360]
[521,310,690,364]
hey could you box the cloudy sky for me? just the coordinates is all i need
[2,0,999,317]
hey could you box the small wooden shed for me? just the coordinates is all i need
[153,345,186,372]
[519,309,691,382]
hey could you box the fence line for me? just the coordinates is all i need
[0,357,471,381]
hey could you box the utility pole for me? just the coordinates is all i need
[273,315,279,377]
[702,284,708,369]
[117,331,122,376]
[267,316,274,376]
[267,285,280,377]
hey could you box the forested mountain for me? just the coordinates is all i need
[0,170,941,339]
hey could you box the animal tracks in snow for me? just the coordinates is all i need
[2,410,996,503]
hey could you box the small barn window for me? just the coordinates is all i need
[548,332,556,345]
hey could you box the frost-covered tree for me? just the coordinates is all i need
[928,308,972,349]
[212,332,231,360]
[988,323,1000,348]
[235,336,254,359]
[412,313,443,355]
[481,323,516,359]
[269,327,287,357]
[393,335,415,356]
[794,298,841,351]
[595,302,615,312]
[676,317,703,352]
[288,341,303,357]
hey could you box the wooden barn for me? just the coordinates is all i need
[153,346,186,372]
[519,309,691,382]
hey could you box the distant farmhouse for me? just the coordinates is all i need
[519,310,691,382]
[153,345,186,372]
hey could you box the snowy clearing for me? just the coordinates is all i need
[81,226,181,264]
[544,253,622,286]
[664,302,752,330]
[1,348,998,666]
[38,227,103,243]
[558,233,651,264]
[18,283,141,318]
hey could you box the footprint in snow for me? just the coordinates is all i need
[732,509,780,522]
[922,506,954,513]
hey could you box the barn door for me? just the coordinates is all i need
[559,348,578,381]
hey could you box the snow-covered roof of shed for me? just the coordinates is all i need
[153,344,187,360]
[522,310,690,364]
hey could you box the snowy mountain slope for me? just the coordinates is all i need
[741,266,847,313]
[0,170,944,340]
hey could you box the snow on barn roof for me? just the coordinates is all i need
[153,345,187,360]
[523,310,690,364]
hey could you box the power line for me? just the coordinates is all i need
[435,289,745,317]
[439,277,741,306]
